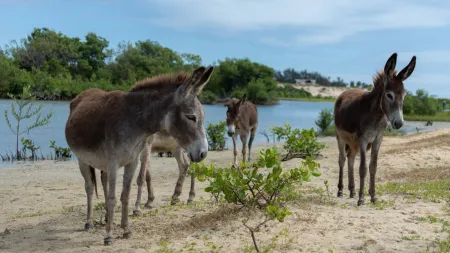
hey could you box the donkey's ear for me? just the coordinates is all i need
[176,66,206,99]
[396,56,416,81]
[241,94,247,102]
[384,53,397,77]
[193,66,214,95]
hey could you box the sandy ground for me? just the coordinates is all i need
[277,83,361,98]
[1,129,450,253]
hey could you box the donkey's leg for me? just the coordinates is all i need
[78,161,95,230]
[247,126,257,162]
[188,171,195,204]
[336,138,346,197]
[104,162,119,246]
[144,168,155,209]
[240,131,249,164]
[232,133,238,167]
[357,141,369,206]
[101,171,108,223]
[134,144,151,216]
[171,146,189,205]
[120,159,138,240]
[369,135,383,203]
[347,149,357,198]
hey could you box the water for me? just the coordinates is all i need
[0,99,335,167]
[2,99,443,168]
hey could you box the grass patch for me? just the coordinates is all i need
[384,167,450,182]
[401,235,423,241]
[404,111,450,122]
[369,200,395,210]
[377,180,450,203]
[9,210,47,219]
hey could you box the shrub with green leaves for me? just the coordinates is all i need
[189,146,321,252]
[20,137,40,160]
[206,121,227,151]
[315,108,333,133]
[50,140,72,160]
[270,124,326,161]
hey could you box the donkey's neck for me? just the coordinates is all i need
[364,88,387,120]
[123,91,175,135]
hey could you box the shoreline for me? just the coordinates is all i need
[0,125,447,170]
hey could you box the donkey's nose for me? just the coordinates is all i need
[200,151,207,161]
[393,120,403,129]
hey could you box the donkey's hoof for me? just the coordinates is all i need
[144,203,153,209]
[187,199,194,205]
[170,198,180,206]
[337,190,343,198]
[84,223,94,231]
[357,199,365,206]
[132,210,141,217]
[123,231,132,239]
[370,197,378,204]
[104,237,113,246]
[349,192,356,198]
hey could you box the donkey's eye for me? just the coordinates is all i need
[386,93,394,101]
[186,114,197,122]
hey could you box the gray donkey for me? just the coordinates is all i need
[65,66,214,245]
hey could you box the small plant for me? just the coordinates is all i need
[49,140,72,160]
[189,146,322,252]
[4,85,53,159]
[20,137,40,160]
[260,130,276,145]
[269,124,326,161]
[206,121,227,151]
[315,108,333,133]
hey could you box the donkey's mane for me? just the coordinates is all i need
[372,70,397,89]
[129,72,191,92]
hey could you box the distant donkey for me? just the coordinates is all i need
[334,52,416,206]
[225,95,258,167]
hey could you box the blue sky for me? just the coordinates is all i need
[1,0,450,97]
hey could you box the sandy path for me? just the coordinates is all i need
[1,129,450,253]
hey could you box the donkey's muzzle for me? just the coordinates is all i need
[189,151,207,163]
[227,131,234,137]
[392,120,404,130]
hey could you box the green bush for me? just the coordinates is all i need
[231,89,247,99]
[269,124,326,161]
[206,121,227,151]
[315,108,333,133]
[403,89,441,116]
[199,90,218,104]
[246,78,278,104]
[189,146,321,252]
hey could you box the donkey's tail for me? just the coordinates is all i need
[345,144,350,156]
[89,166,98,198]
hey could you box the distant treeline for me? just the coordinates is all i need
[0,27,448,115]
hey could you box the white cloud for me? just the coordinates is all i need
[147,0,450,44]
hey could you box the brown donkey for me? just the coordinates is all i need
[65,66,214,245]
[334,53,416,206]
[225,95,258,167]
